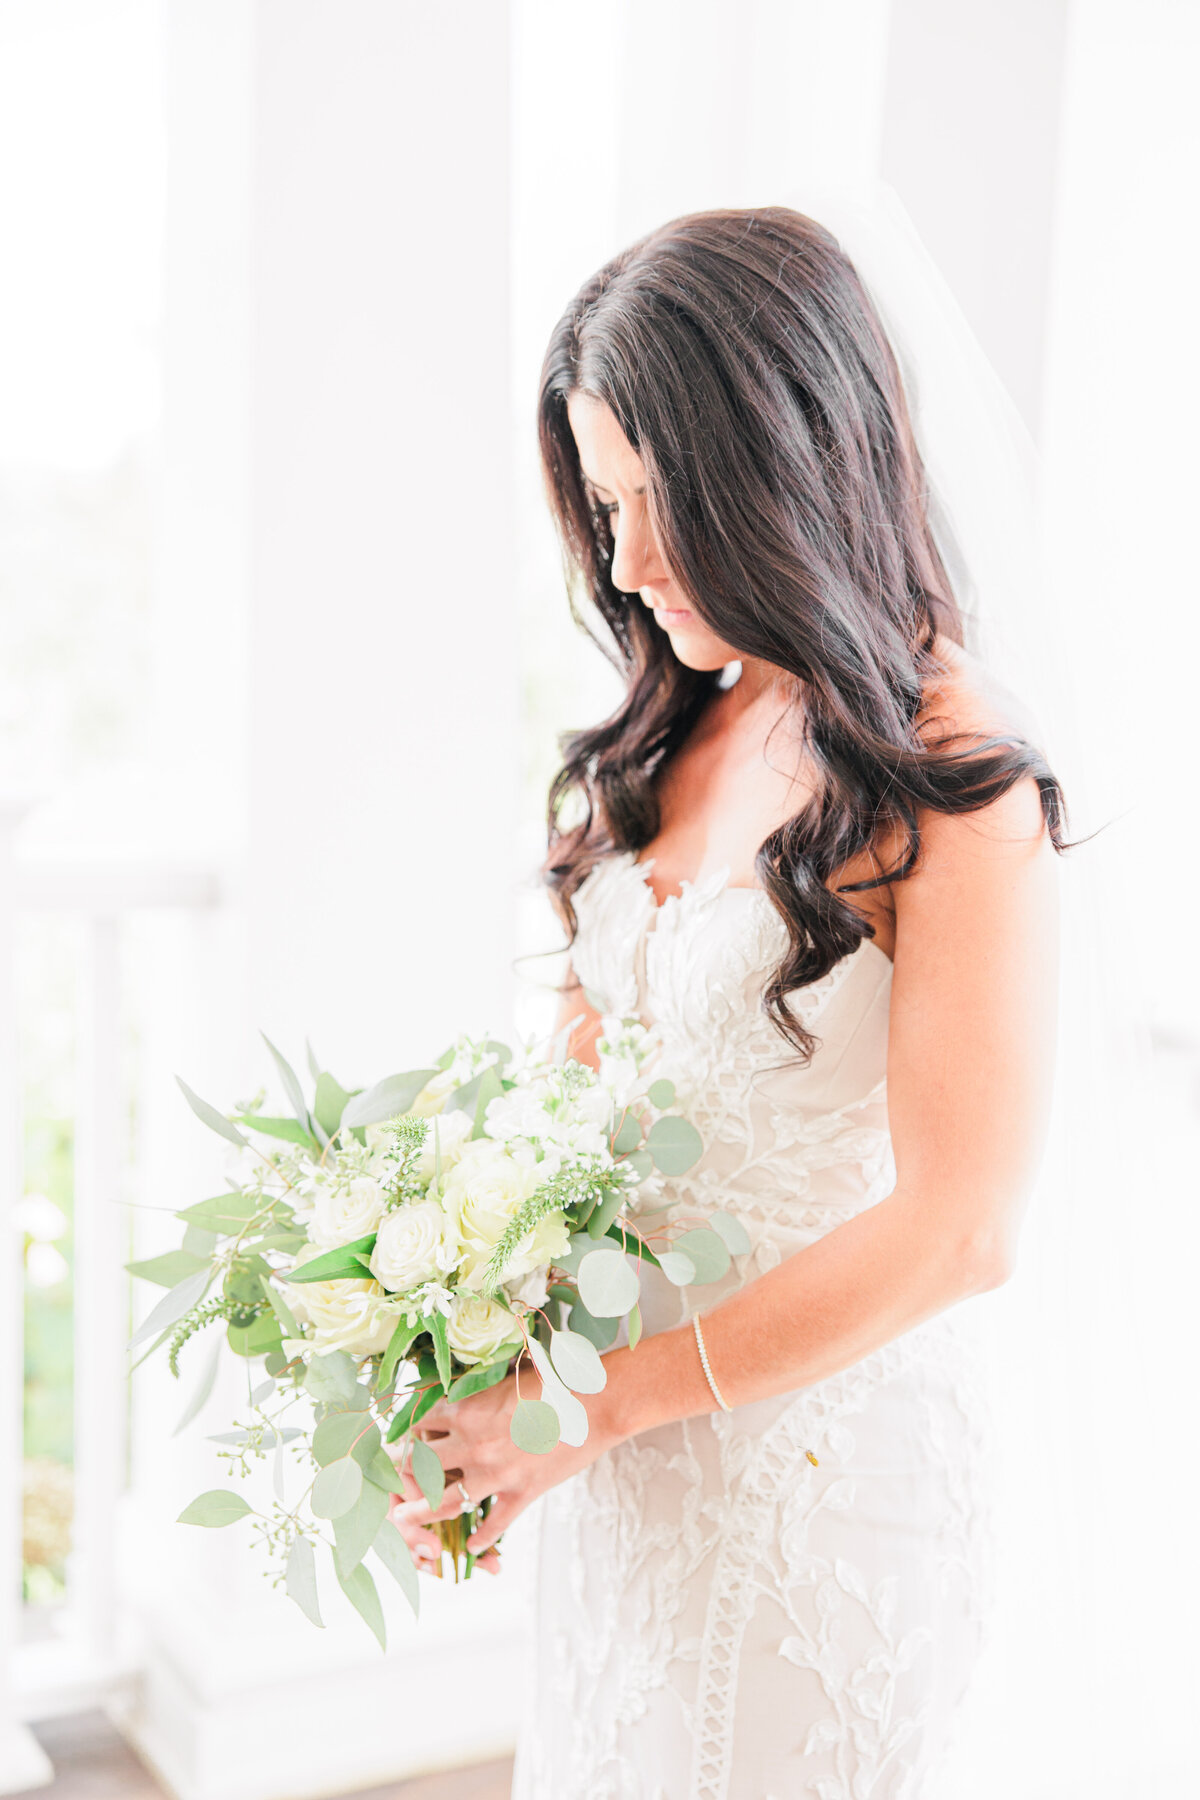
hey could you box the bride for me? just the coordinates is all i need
[392,206,1069,1798]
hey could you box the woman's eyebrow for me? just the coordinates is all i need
[581,471,646,496]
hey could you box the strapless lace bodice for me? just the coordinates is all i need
[513,851,993,1800]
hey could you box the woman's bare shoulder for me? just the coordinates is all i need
[919,634,1046,752]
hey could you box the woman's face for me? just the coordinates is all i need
[566,391,740,673]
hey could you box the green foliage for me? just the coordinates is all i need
[708,1211,752,1255]
[126,1250,207,1288]
[548,1328,606,1394]
[482,1159,629,1291]
[671,1227,730,1284]
[333,1480,390,1578]
[313,1072,353,1138]
[410,1437,444,1509]
[377,1114,430,1211]
[311,1457,363,1521]
[304,1352,360,1405]
[375,1315,420,1396]
[312,1410,378,1468]
[285,1534,323,1628]
[446,1356,511,1402]
[178,1489,253,1528]
[563,1295,619,1352]
[612,1111,642,1154]
[260,1035,310,1129]
[176,1078,248,1148]
[576,1248,639,1318]
[428,1309,451,1390]
[645,1114,703,1175]
[510,1397,560,1454]
[372,1520,419,1619]
[341,1069,439,1130]
[285,1235,377,1284]
[385,1381,440,1440]
[233,1114,316,1150]
[336,1558,386,1650]
[470,1065,505,1139]
[647,1077,676,1109]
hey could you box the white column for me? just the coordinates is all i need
[0,801,52,1794]
[126,6,526,1795]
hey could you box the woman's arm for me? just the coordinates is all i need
[394,774,1059,1559]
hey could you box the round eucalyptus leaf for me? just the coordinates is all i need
[510,1397,561,1454]
[576,1248,640,1318]
[311,1456,363,1520]
[623,1149,655,1181]
[708,1211,752,1255]
[549,1328,608,1395]
[647,1078,676,1109]
[657,1249,698,1287]
[527,1339,589,1447]
[646,1115,703,1176]
[672,1227,730,1284]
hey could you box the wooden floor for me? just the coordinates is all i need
[13,1712,514,1800]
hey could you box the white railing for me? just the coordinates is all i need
[0,800,221,1787]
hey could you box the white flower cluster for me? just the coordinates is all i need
[282,1029,659,1372]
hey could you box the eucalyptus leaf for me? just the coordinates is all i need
[127,1249,207,1289]
[285,1533,323,1628]
[549,1328,607,1395]
[306,1039,323,1082]
[645,1114,703,1176]
[603,1223,662,1269]
[336,1557,386,1651]
[673,1227,731,1284]
[259,1275,301,1342]
[484,1039,512,1072]
[576,1248,640,1318]
[362,1446,406,1495]
[470,1064,505,1139]
[176,1077,248,1148]
[333,1479,390,1578]
[510,1396,561,1454]
[552,1231,599,1278]
[647,1077,676,1108]
[233,1113,315,1149]
[708,1211,752,1255]
[313,1410,377,1467]
[284,1234,377,1284]
[410,1436,445,1509]
[314,1071,353,1138]
[565,1296,619,1352]
[181,1223,218,1259]
[226,1313,283,1359]
[341,1069,439,1130]
[527,1338,588,1446]
[385,1382,439,1440]
[372,1520,419,1619]
[622,1148,655,1181]
[178,1192,262,1232]
[260,1033,310,1126]
[612,1111,642,1154]
[627,1301,643,1350]
[657,1249,697,1286]
[305,1351,360,1405]
[178,1489,252,1528]
[311,1456,363,1520]
[128,1268,211,1351]
[172,1331,222,1435]
[585,1187,626,1241]
[249,1377,275,1406]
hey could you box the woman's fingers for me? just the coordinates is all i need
[466,1495,516,1557]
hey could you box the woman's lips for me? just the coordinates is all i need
[651,604,692,626]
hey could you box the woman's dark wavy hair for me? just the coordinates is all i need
[538,205,1070,1059]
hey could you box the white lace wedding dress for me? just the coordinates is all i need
[511,850,993,1800]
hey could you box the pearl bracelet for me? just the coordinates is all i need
[692,1312,732,1413]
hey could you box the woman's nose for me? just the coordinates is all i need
[609,503,659,596]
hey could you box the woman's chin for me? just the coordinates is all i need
[663,623,738,672]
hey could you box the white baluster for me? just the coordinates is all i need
[71,915,126,1675]
[0,799,52,1793]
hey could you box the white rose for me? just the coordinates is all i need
[369,1200,458,1293]
[309,1174,386,1249]
[441,1140,552,1289]
[445,1291,519,1367]
[287,1249,400,1357]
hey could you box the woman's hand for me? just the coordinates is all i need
[387,1371,624,1574]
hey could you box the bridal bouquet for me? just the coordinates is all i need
[129,1024,746,1647]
